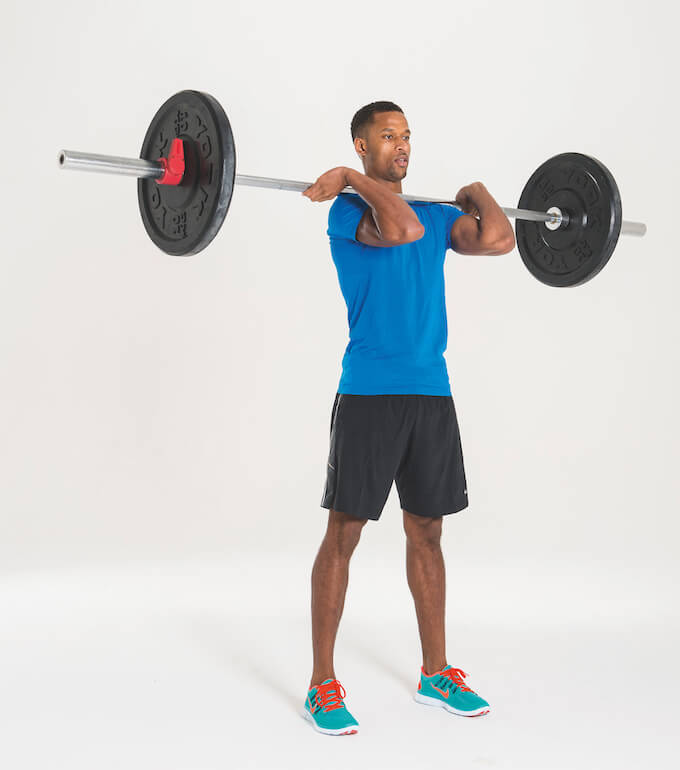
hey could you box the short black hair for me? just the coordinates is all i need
[350,101,404,141]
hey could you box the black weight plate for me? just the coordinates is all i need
[137,90,235,256]
[515,153,622,287]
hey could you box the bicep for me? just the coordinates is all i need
[450,214,488,254]
[356,207,397,248]
[450,213,515,256]
[356,209,390,246]
[356,208,423,247]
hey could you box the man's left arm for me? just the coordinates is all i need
[449,182,515,255]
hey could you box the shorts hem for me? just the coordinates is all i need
[399,498,469,518]
[320,502,380,521]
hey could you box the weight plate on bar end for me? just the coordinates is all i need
[515,153,622,287]
[137,90,235,256]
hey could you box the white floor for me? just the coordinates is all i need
[1,556,678,770]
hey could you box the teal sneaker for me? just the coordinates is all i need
[414,664,490,717]
[302,678,359,735]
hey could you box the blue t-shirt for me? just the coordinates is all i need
[327,192,466,396]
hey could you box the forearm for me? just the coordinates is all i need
[344,168,423,241]
[471,190,514,247]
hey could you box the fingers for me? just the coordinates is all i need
[302,182,319,200]
[302,184,334,202]
[454,193,469,213]
[303,168,346,202]
[455,187,482,217]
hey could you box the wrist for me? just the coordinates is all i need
[344,167,360,187]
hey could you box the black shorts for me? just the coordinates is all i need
[320,393,469,521]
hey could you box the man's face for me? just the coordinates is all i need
[355,111,411,183]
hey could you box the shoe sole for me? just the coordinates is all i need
[414,692,490,717]
[302,709,359,735]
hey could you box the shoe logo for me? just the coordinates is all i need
[307,694,321,714]
[431,684,450,699]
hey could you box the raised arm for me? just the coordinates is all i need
[450,182,515,255]
[345,169,424,247]
[301,166,424,247]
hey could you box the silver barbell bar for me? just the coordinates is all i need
[57,150,647,237]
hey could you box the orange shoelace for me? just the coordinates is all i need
[310,679,346,714]
[439,667,474,693]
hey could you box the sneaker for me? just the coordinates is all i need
[302,678,359,735]
[414,664,490,717]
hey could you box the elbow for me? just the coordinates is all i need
[381,222,425,245]
[480,230,515,255]
[404,222,426,243]
[397,222,425,243]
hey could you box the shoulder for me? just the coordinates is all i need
[416,202,467,251]
[431,202,464,222]
[331,192,367,213]
[328,193,370,243]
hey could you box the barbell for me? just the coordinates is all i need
[57,89,646,287]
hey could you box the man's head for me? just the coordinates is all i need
[350,101,410,189]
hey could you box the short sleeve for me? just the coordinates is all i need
[327,193,368,242]
[438,203,467,251]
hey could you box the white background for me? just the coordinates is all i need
[1,1,678,768]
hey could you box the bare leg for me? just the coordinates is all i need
[309,508,367,689]
[403,510,447,676]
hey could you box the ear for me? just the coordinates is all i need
[353,136,366,158]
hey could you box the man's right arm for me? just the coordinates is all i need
[345,169,425,248]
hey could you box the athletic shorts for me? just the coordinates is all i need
[320,393,469,521]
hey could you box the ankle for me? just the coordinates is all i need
[309,671,336,689]
[423,660,447,676]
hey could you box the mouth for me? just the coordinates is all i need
[395,157,408,168]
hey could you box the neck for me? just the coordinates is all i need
[364,167,403,194]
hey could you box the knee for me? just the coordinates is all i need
[325,509,368,557]
[403,510,442,548]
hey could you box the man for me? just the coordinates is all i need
[300,101,515,736]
